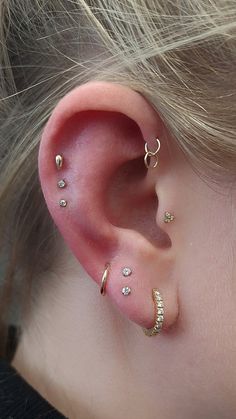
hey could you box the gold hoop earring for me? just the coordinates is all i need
[144,152,158,169]
[144,138,161,169]
[142,289,164,336]
[145,138,161,155]
[100,263,110,296]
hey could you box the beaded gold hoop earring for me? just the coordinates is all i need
[142,289,164,336]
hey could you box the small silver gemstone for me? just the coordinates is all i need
[58,179,66,188]
[157,315,164,322]
[122,267,132,277]
[158,308,164,315]
[122,286,131,296]
[157,295,162,301]
[157,301,163,308]
[59,199,67,207]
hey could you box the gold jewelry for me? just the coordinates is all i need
[164,211,175,223]
[55,154,63,169]
[142,289,164,336]
[144,138,161,169]
[100,263,110,296]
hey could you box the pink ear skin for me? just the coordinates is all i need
[38,82,179,332]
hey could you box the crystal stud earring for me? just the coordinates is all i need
[57,179,66,189]
[122,267,132,277]
[122,286,131,296]
[59,199,67,207]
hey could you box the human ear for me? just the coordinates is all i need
[38,81,179,334]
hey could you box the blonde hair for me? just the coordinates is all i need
[0,0,236,356]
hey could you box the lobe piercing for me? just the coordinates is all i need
[100,263,110,296]
[142,289,164,336]
[164,211,175,223]
[59,199,67,207]
[55,154,63,170]
[57,179,66,189]
[122,286,131,296]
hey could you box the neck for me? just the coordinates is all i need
[12,250,182,419]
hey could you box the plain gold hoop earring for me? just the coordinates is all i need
[100,263,110,296]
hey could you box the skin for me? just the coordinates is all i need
[12,82,236,419]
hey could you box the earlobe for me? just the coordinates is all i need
[38,81,179,336]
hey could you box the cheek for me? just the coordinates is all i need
[171,196,236,409]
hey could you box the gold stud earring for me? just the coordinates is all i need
[144,138,161,169]
[164,211,175,223]
[142,289,164,337]
[55,154,63,170]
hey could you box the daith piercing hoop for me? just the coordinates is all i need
[142,289,164,337]
[144,138,161,169]
[100,263,110,296]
